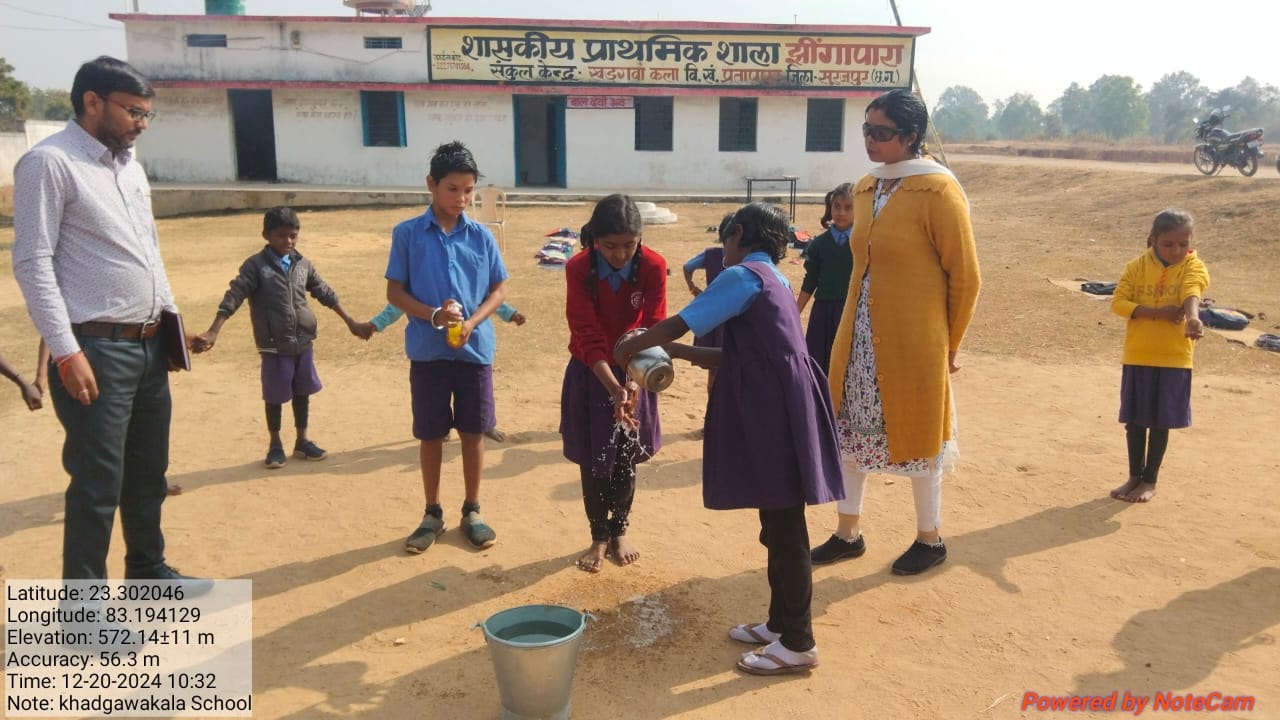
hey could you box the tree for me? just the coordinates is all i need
[931,85,990,141]
[0,57,32,132]
[991,92,1043,140]
[1145,71,1207,142]
[1042,113,1064,139]
[29,88,72,121]
[1088,75,1148,139]
[1206,77,1280,130]
[1049,82,1092,135]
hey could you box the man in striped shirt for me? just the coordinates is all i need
[12,56,198,582]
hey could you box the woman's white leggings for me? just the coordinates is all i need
[836,463,942,533]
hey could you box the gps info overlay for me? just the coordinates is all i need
[5,579,252,717]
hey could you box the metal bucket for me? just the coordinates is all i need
[475,605,591,720]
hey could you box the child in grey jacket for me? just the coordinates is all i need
[192,207,368,468]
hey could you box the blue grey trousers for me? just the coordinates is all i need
[49,332,171,579]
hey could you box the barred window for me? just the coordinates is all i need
[361,91,406,147]
[364,37,403,49]
[635,97,673,151]
[186,34,228,48]
[805,98,844,152]
[719,97,757,152]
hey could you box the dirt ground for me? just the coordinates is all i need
[2,157,1279,719]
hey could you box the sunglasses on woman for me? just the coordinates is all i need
[862,123,907,142]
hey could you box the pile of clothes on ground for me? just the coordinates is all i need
[536,227,579,269]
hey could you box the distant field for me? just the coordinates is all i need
[944,140,1190,164]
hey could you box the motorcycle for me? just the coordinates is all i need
[1192,106,1264,177]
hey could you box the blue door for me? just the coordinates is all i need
[513,95,566,187]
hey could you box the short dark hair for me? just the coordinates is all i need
[727,202,789,264]
[71,56,154,117]
[867,89,929,157]
[1147,208,1194,246]
[717,212,736,240]
[263,206,300,233]
[428,140,480,182]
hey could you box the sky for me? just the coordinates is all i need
[3,0,1280,110]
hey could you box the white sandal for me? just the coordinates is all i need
[728,622,781,644]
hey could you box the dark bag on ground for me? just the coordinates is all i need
[1255,334,1280,352]
[1199,306,1250,330]
[1080,282,1117,295]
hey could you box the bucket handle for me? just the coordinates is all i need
[471,610,596,632]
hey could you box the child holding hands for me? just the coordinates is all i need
[1109,208,1208,503]
[192,206,367,468]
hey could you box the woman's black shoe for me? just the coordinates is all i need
[811,533,866,565]
[891,540,947,575]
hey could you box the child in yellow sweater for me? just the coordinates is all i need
[1110,209,1208,503]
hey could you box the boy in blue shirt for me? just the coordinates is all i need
[385,141,509,553]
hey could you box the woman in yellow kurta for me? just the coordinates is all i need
[810,89,981,575]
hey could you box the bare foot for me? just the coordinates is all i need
[576,542,608,573]
[609,535,640,566]
[1123,481,1157,503]
[484,428,507,442]
[1110,476,1141,500]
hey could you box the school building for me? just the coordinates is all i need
[110,7,928,192]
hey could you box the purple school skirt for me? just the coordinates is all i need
[560,358,661,477]
[1118,364,1191,429]
[804,298,844,377]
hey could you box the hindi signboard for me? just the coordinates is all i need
[429,26,915,91]
[566,95,635,109]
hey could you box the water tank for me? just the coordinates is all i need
[343,0,419,16]
[205,0,246,14]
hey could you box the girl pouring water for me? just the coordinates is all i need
[616,202,843,676]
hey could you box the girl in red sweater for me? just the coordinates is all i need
[560,194,667,572]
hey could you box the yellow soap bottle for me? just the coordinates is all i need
[446,302,465,349]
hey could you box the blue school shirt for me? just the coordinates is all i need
[679,251,789,338]
[385,207,508,364]
[683,250,709,273]
[596,253,637,292]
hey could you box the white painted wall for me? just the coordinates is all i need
[274,89,514,186]
[0,133,26,186]
[141,88,236,182]
[24,120,63,148]
[565,96,873,191]
[137,86,872,189]
[125,19,428,84]
[2,122,67,186]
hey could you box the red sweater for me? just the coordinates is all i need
[566,245,667,368]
